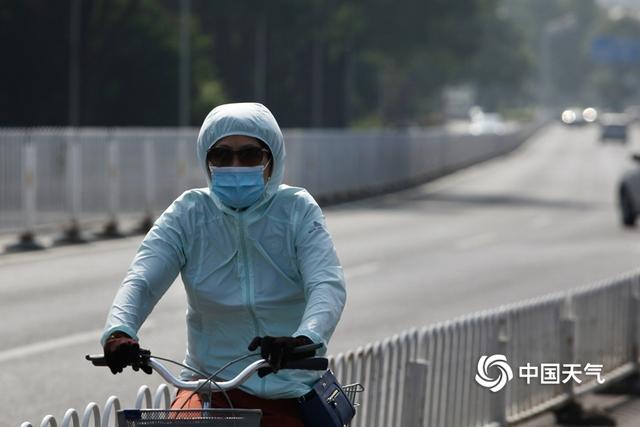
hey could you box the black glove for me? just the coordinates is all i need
[103,334,151,375]
[248,335,315,377]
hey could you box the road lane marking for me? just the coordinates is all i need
[346,262,380,280]
[0,329,103,364]
[455,233,495,250]
[0,322,154,364]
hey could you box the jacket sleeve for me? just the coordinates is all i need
[100,200,188,346]
[292,194,346,348]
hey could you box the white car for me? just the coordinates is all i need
[469,112,508,135]
[619,153,640,227]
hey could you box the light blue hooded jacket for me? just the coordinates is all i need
[101,103,346,399]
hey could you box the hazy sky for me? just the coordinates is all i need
[597,0,640,12]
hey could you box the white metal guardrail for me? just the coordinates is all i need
[20,270,640,427]
[0,124,538,245]
[20,384,172,427]
[331,271,640,427]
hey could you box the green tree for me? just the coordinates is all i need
[193,0,350,127]
[467,2,533,110]
[0,0,225,126]
[0,0,534,127]
[501,0,605,107]
[0,0,69,125]
[347,0,531,124]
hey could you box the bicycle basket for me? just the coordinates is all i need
[117,409,261,427]
[342,383,364,408]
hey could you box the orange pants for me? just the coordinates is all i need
[171,388,304,427]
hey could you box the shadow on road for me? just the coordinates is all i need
[407,191,600,210]
[332,187,602,213]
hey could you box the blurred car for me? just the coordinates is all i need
[619,153,640,227]
[599,113,629,143]
[561,108,585,125]
[561,107,598,125]
[469,112,507,135]
[582,107,598,123]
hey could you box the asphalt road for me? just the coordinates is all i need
[1,123,639,427]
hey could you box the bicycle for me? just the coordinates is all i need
[86,344,363,427]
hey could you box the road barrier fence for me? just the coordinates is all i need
[19,270,640,427]
[0,124,537,248]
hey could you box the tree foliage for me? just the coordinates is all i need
[1,0,532,127]
[501,0,612,107]
[0,0,222,126]
[588,16,640,110]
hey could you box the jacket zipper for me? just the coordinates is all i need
[237,214,261,340]
[237,214,267,395]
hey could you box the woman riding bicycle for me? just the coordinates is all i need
[100,103,347,427]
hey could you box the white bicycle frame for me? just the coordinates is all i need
[147,357,271,393]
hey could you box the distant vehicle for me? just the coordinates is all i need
[582,107,598,123]
[560,107,598,125]
[469,112,507,135]
[561,108,586,125]
[599,113,629,143]
[619,154,640,227]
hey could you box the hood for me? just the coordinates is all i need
[196,103,286,211]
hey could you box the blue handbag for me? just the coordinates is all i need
[298,370,356,427]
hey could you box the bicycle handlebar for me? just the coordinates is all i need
[85,344,328,392]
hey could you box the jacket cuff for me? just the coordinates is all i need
[100,325,139,347]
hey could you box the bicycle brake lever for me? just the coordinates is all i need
[136,348,153,374]
[291,343,323,354]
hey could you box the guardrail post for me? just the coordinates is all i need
[55,131,87,245]
[560,298,576,399]
[491,315,509,427]
[81,402,100,427]
[133,138,156,234]
[553,296,614,425]
[401,359,429,427]
[597,277,640,395]
[98,134,123,238]
[5,138,45,252]
[630,279,640,370]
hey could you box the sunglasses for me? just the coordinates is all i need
[207,146,270,167]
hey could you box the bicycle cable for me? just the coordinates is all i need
[151,356,210,378]
[149,355,233,410]
[176,352,261,410]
